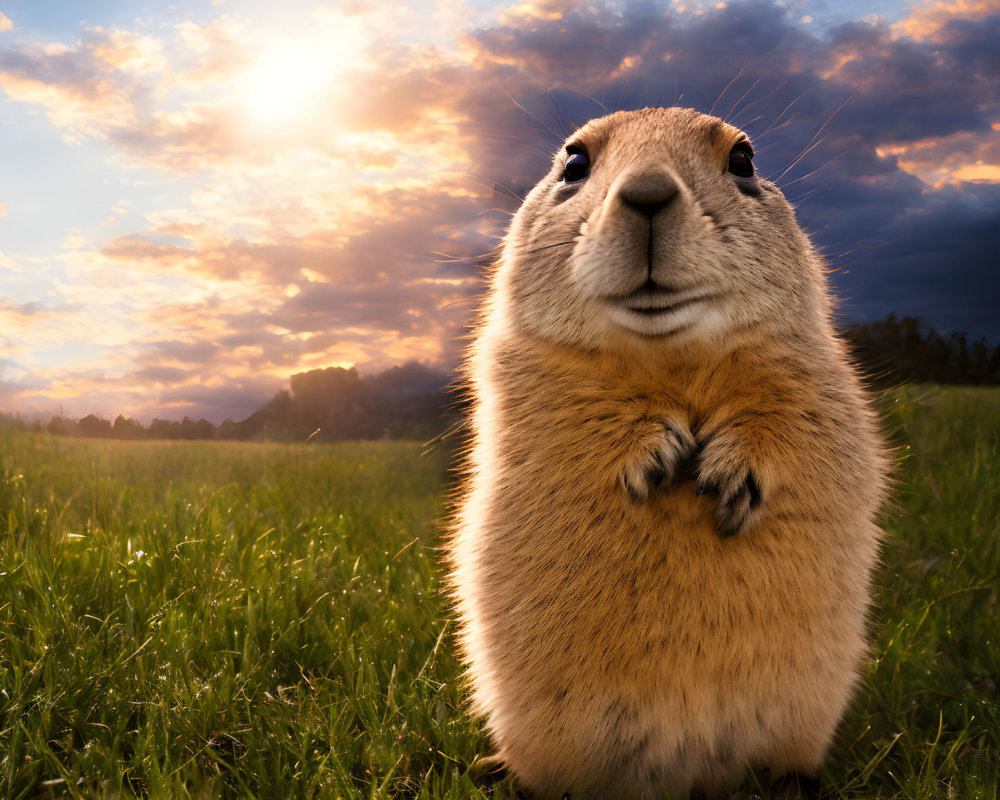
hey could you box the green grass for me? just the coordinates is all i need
[824,385,1000,800]
[0,386,997,798]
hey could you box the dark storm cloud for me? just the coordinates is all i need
[936,14,1000,76]
[425,0,1000,339]
[825,20,999,142]
[834,183,1000,336]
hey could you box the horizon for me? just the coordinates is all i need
[8,313,998,429]
[2,0,999,424]
[13,358,457,426]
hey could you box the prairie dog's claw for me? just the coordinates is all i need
[620,417,696,504]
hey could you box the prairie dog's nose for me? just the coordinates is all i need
[618,170,679,218]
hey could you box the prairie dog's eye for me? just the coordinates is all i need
[728,141,755,178]
[563,146,590,183]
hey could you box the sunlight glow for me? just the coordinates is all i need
[240,40,342,127]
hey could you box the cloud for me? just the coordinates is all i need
[0,363,278,425]
[832,183,1000,340]
[0,18,245,156]
[875,127,1000,187]
[130,365,189,385]
[148,379,280,423]
[0,9,462,172]
[172,16,253,85]
[0,13,12,33]
[0,28,159,137]
[0,363,53,421]
[89,28,168,74]
[892,0,1000,41]
[0,298,59,331]
[95,178,490,383]
[100,175,491,317]
[0,299,82,364]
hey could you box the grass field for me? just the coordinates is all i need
[0,386,997,798]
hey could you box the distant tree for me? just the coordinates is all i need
[194,418,214,439]
[970,338,993,383]
[0,412,26,434]
[217,418,240,439]
[843,315,1000,386]
[112,414,143,439]
[47,417,75,437]
[77,414,112,438]
[230,389,295,440]
[177,416,199,439]
[290,367,371,438]
[148,418,177,439]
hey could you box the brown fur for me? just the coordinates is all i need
[446,107,889,800]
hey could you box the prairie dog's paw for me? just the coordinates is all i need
[620,416,696,504]
[695,430,764,537]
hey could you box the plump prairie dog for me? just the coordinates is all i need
[447,107,889,799]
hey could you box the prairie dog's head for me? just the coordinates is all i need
[492,107,827,352]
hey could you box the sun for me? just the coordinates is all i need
[239,40,341,127]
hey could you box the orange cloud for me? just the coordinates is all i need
[172,17,254,85]
[0,298,59,333]
[0,21,250,155]
[0,71,133,137]
[0,12,12,32]
[101,225,281,280]
[876,126,1000,187]
[0,7,483,175]
[108,103,251,171]
[105,101,443,172]
[90,28,167,74]
[0,30,155,137]
[499,1,566,23]
[894,0,1000,41]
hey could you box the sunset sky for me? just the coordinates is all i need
[1,0,998,423]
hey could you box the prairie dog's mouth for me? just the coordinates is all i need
[605,286,719,335]
[618,286,714,313]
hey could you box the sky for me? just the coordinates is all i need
[0,0,998,423]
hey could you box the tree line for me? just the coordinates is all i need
[843,314,1000,387]
[7,315,998,442]
[40,362,460,443]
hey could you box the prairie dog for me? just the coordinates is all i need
[448,107,888,799]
